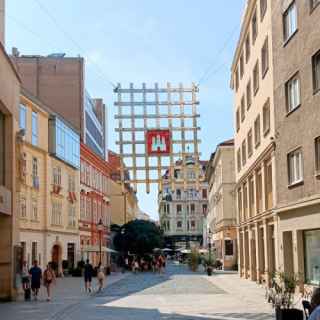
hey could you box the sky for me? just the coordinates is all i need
[6,0,245,220]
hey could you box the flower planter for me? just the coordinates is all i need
[275,308,303,320]
[207,267,213,276]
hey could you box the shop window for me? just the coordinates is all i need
[304,230,320,285]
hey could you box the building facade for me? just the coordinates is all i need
[231,0,277,284]
[206,139,237,270]
[158,156,208,250]
[0,0,21,299]
[80,143,111,267]
[18,91,80,275]
[272,1,320,288]
[11,52,107,160]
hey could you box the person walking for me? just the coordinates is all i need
[84,259,93,293]
[97,264,105,292]
[43,263,56,301]
[310,288,320,320]
[29,260,42,300]
[21,261,29,291]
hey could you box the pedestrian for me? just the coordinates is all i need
[84,259,93,293]
[43,263,56,301]
[157,255,164,274]
[29,260,42,300]
[97,263,105,292]
[21,260,30,291]
[310,288,320,320]
[152,256,157,273]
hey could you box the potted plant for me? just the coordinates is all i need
[204,253,215,276]
[270,272,304,320]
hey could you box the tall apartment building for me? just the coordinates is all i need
[0,0,21,300]
[206,139,237,270]
[271,1,320,287]
[18,90,80,275]
[11,52,107,160]
[231,0,277,284]
[80,142,111,267]
[158,156,208,250]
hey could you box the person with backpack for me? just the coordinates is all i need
[43,263,56,301]
[84,259,93,293]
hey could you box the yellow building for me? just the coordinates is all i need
[18,90,80,274]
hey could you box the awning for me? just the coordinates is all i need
[82,246,118,253]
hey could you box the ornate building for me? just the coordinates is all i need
[158,156,208,250]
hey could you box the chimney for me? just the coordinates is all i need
[0,0,5,45]
[12,47,20,57]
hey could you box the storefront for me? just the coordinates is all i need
[304,229,320,285]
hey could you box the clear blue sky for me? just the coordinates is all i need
[6,0,245,220]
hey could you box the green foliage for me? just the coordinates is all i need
[203,251,216,267]
[188,248,200,272]
[270,272,300,309]
[113,219,164,255]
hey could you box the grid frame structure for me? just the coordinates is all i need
[114,82,201,193]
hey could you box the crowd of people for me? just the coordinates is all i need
[120,254,167,274]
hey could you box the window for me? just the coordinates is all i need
[187,170,196,180]
[254,115,261,148]
[236,108,240,132]
[31,198,38,221]
[68,204,76,228]
[260,0,267,20]
[32,157,39,189]
[202,204,207,214]
[265,161,273,210]
[53,167,61,186]
[86,197,91,221]
[247,129,253,157]
[256,170,263,214]
[315,137,320,174]
[225,240,234,256]
[304,229,320,285]
[235,67,239,91]
[249,176,255,217]
[52,201,62,225]
[20,195,27,218]
[190,203,195,214]
[176,189,181,200]
[237,148,241,173]
[202,189,207,199]
[19,104,27,131]
[240,53,244,78]
[0,111,4,185]
[177,204,182,214]
[310,0,320,10]
[242,140,247,166]
[286,73,300,112]
[68,174,75,192]
[31,111,38,146]
[312,50,320,93]
[261,37,269,77]
[177,221,182,229]
[243,182,248,219]
[241,96,246,122]
[253,61,260,94]
[252,9,258,43]
[283,2,297,42]
[246,80,252,109]
[245,34,250,62]
[191,220,196,229]
[237,188,243,221]
[31,242,37,264]
[80,194,85,220]
[263,99,270,135]
[288,148,303,185]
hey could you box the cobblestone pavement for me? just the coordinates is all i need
[0,264,275,320]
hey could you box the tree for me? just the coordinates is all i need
[113,219,163,255]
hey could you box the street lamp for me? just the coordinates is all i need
[97,218,104,266]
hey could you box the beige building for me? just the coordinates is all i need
[18,91,80,274]
[158,156,208,250]
[0,0,21,300]
[271,1,320,288]
[231,0,277,284]
[206,139,237,270]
